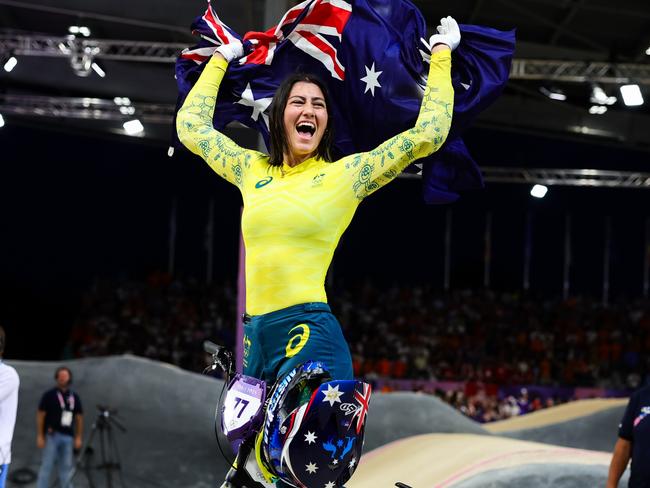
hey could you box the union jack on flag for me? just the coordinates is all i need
[351,382,372,434]
[174,0,515,204]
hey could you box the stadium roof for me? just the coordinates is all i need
[1,0,649,151]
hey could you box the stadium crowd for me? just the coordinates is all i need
[65,272,237,373]
[66,274,650,422]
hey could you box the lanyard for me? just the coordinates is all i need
[56,391,75,411]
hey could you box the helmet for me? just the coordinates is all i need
[261,361,372,488]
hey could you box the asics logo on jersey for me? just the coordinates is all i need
[255,176,273,188]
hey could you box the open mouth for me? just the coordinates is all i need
[296,121,316,139]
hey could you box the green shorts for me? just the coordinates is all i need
[242,302,353,384]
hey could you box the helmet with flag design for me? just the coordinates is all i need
[260,361,372,488]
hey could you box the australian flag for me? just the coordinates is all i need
[174,0,515,204]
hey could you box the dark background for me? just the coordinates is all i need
[1,121,648,360]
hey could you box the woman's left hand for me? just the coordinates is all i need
[428,16,461,52]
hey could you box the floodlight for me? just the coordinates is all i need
[0,114,4,128]
[530,184,548,199]
[123,119,144,135]
[590,86,616,106]
[91,62,105,78]
[540,86,566,101]
[620,84,644,106]
[588,105,607,115]
[3,56,17,72]
[68,25,91,37]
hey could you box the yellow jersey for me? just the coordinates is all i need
[177,52,453,314]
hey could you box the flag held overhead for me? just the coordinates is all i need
[174,0,515,204]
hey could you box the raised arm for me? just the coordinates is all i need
[176,49,257,189]
[344,18,458,200]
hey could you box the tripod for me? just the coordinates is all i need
[64,406,127,488]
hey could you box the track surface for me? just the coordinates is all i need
[5,356,628,487]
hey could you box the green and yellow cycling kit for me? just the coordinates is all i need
[177,51,453,315]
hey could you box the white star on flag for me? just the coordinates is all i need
[236,83,272,127]
[322,384,343,406]
[349,457,356,468]
[304,431,317,444]
[305,462,318,474]
[360,62,382,96]
[325,482,336,488]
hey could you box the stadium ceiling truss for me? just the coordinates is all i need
[2,34,650,84]
[3,34,650,189]
[2,93,648,188]
[480,167,650,189]
[398,168,650,188]
[0,93,174,123]
[1,34,186,63]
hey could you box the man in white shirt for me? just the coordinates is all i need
[0,326,20,488]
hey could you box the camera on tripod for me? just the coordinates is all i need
[63,404,127,488]
[94,404,126,431]
[97,405,118,416]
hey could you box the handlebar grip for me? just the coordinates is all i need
[203,340,221,355]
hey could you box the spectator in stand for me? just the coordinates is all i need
[69,275,649,413]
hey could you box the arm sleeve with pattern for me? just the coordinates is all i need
[342,50,454,200]
[176,56,260,189]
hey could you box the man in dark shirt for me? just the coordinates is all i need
[36,366,83,488]
[607,386,650,488]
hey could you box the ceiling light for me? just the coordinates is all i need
[119,106,136,115]
[591,86,607,104]
[590,85,617,106]
[68,25,91,37]
[620,84,644,106]
[646,47,650,56]
[530,184,548,198]
[3,56,17,72]
[113,97,132,106]
[540,86,566,101]
[123,119,144,135]
[0,114,4,128]
[589,105,607,115]
[91,62,105,78]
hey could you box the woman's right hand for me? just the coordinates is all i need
[37,434,45,449]
[215,39,244,63]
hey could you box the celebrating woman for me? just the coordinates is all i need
[177,14,460,488]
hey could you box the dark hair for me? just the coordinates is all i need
[55,366,73,385]
[0,326,5,356]
[268,72,334,166]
